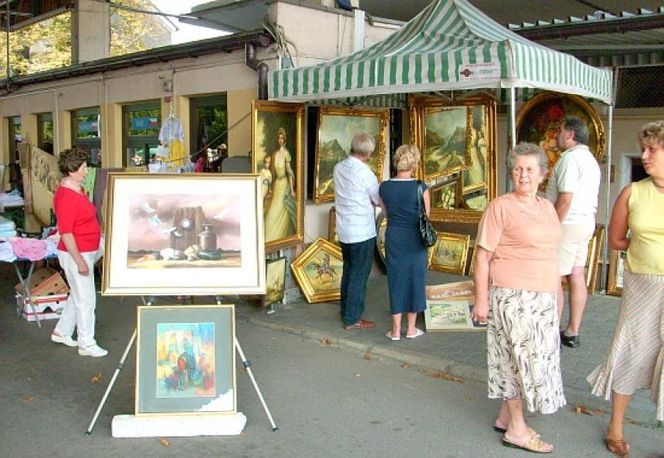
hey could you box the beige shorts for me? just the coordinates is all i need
[559,222,595,276]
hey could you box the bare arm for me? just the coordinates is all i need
[554,192,573,222]
[608,184,631,251]
[60,233,89,276]
[423,189,431,217]
[470,246,493,323]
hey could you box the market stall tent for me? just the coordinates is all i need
[268,0,613,105]
[268,0,616,291]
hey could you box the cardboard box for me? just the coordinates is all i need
[16,292,68,322]
[15,267,69,297]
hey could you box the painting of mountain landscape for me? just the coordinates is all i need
[314,107,388,204]
[423,106,471,180]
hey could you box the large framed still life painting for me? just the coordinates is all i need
[135,305,236,415]
[102,173,265,296]
[252,100,305,252]
[314,106,388,204]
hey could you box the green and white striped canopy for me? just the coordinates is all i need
[268,0,613,105]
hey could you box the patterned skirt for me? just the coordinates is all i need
[587,270,664,421]
[487,286,566,414]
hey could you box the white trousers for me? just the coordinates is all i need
[55,248,102,348]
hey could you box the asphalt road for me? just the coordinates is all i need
[2,311,663,457]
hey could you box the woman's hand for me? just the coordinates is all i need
[77,260,90,276]
[471,300,488,323]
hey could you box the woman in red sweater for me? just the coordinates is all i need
[51,148,107,357]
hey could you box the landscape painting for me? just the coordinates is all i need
[422,106,471,181]
[314,106,388,204]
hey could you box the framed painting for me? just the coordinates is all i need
[135,305,236,415]
[251,100,305,252]
[607,249,626,296]
[425,280,475,301]
[466,244,476,277]
[314,106,389,204]
[291,238,343,303]
[428,232,470,275]
[327,206,339,244]
[430,177,459,210]
[264,257,287,307]
[516,91,606,189]
[424,281,486,331]
[102,173,266,296]
[410,94,497,223]
[375,212,387,265]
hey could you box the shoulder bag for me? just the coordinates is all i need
[417,181,437,248]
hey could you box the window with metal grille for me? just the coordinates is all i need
[616,66,664,108]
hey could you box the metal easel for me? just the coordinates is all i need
[86,295,278,434]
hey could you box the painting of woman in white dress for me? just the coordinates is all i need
[251,101,304,252]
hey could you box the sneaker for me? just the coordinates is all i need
[51,333,78,347]
[78,344,108,358]
[560,331,580,348]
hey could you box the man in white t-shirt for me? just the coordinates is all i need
[333,133,382,330]
[546,116,601,348]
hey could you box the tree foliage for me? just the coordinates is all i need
[0,0,170,79]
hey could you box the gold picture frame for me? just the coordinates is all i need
[252,100,305,252]
[410,94,497,223]
[428,232,470,275]
[607,249,626,296]
[430,177,459,210]
[264,257,287,307]
[516,91,606,190]
[375,212,387,265]
[314,106,388,205]
[102,173,266,296]
[327,206,339,244]
[291,238,344,303]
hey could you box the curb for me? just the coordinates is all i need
[240,312,663,429]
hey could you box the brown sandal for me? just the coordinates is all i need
[605,438,630,457]
[344,319,375,330]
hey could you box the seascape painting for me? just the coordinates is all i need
[126,193,242,269]
[156,322,216,398]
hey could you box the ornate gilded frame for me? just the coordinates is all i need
[410,94,497,224]
[314,106,388,205]
[586,225,604,293]
[251,100,305,252]
[427,231,470,275]
[291,238,344,303]
[516,92,606,182]
[607,249,626,297]
[327,206,339,244]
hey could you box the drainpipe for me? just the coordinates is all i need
[245,43,269,100]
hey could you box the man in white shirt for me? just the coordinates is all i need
[333,133,382,330]
[546,116,601,348]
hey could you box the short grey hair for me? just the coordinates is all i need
[639,120,664,148]
[506,142,548,176]
[350,133,376,158]
[561,116,589,145]
[393,144,420,172]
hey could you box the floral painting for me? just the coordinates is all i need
[516,92,605,189]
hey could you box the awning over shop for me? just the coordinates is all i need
[268,0,613,105]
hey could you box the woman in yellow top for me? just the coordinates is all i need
[588,121,664,457]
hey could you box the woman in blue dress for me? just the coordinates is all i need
[379,144,430,340]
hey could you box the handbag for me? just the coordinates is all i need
[417,181,437,248]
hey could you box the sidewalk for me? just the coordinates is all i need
[237,269,661,428]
